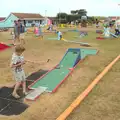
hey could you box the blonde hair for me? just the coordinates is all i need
[15,45,25,53]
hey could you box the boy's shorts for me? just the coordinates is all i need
[20,33,25,39]
[13,70,26,82]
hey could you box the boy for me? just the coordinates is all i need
[10,45,27,98]
[57,31,62,40]
[59,31,63,40]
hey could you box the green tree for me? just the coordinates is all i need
[56,13,68,23]
[77,9,87,16]
[57,13,67,19]
[75,10,78,14]
[71,10,76,15]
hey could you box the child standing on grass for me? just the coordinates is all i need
[10,45,27,99]
[57,31,63,40]
[38,25,43,40]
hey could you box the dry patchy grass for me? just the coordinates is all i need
[0,28,120,120]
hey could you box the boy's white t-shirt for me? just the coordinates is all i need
[11,53,24,72]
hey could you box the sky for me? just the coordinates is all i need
[0,0,120,17]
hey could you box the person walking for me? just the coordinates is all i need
[13,20,20,45]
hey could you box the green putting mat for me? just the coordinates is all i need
[30,67,70,92]
[80,48,98,59]
[30,48,98,92]
[59,51,80,68]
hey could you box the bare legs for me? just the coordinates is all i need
[14,35,20,45]
[22,81,26,94]
[21,38,25,45]
[12,81,21,98]
[20,34,25,45]
[12,81,27,98]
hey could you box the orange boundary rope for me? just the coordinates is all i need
[56,55,120,120]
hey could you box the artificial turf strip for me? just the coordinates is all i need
[0,88,28,116]
[26,69,48,81]
[31,68,70,92]
[0,98,28,116]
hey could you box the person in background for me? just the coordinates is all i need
[109,21,113,28]
[38,25,43,40]
[17,20,21,44]
[96,19,99,28]
[19,20,25,44]
[49,24,53,31]
[103,24,110,38]
[115,18,120,36]
[57,31,63,40]
[13,20,19,45]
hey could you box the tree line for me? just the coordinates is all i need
[54,9,107,24]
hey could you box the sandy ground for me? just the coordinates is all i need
[0,27,120,120]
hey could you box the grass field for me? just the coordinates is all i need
[0,27,120,120]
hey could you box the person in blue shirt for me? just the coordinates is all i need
[19,20,25,44]
[57,31,62,40]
